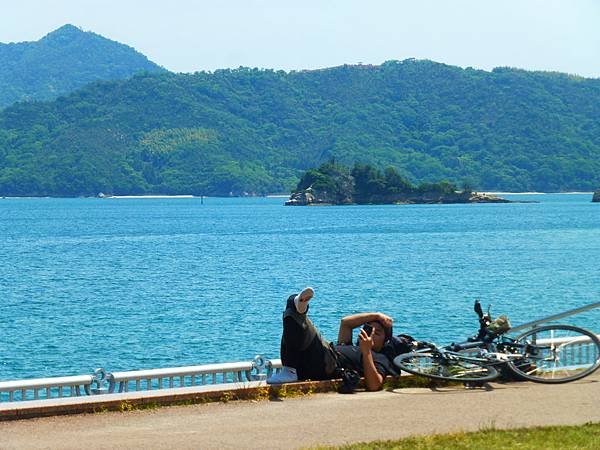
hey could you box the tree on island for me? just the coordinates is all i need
[296,160,354,204]
[287,161,479,205]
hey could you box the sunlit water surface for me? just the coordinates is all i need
[1,194,598,379]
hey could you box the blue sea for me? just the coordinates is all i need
[1,194,599,381]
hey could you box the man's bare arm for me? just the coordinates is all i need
[357,328,384,391]
[361,351,384,391]
[337,312,379,344]
[337,312,393,344]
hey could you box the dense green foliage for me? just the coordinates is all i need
[296,161,355,203]
[0,24,164,108]
[295,161,458,204]
[1,59,599,196]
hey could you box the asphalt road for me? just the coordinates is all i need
[1,374,598,449]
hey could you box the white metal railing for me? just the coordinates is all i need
[108,361,258,393]
[0,374,95,402]
[524,334,600,369]
[535,335,598,346]
[0,358,271,403]
[266,358,283,375]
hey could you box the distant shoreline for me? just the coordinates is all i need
[0,192,594,200]
[484,192,593,195]
[104,195,197,199]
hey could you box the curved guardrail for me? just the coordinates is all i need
[108,361,257,393]
[0,374,95,402]
[0,357,276,403]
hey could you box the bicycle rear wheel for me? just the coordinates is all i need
[394,352,499,382]
[506,324,600,383]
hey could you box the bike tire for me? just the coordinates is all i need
[506,324,600,384]
[394,351,499,382]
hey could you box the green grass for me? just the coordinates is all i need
[316,423,600,449]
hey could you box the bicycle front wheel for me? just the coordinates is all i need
[394,352,499,382]
[507,324,600,384]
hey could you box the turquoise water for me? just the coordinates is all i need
[1,194,599,380]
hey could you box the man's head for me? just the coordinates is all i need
[367,320,390,352]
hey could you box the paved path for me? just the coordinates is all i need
[1,375,598,449]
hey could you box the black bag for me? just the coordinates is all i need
[334,367,361,394]
[381,334,417,362]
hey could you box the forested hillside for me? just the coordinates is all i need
[1,59,599,196]
[0,24,164,108]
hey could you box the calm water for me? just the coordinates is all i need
[1,194,599,380]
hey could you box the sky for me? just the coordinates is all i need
[1,0,599,77]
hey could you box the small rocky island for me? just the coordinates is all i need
[286,161,513,206]
[593,189,600,203]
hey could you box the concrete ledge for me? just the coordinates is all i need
[0,378,343,421]
[0,372,431,422]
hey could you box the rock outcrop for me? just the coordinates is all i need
[286,189,513,206]
[593,189,600,203]
[285,189,319,206]
[467,192,513,204]
[285,186,353,206]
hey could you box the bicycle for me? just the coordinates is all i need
[393,301,600,384]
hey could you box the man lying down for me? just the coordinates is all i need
[267,287,412,391]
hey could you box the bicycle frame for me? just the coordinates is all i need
[395,302,600,384]
[429,342,514,367]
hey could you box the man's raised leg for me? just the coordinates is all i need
[271,288,337,382]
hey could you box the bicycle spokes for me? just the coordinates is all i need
[509,325,600,382]
[395,352,499,382]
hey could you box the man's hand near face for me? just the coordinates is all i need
[358,327,384,391]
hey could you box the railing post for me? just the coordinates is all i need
[248,355,267,381]
[88,368,110,395]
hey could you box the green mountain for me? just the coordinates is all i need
[0,24,165,108]
[0,59,599,196]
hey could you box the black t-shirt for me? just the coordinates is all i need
[333,344,397,377]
